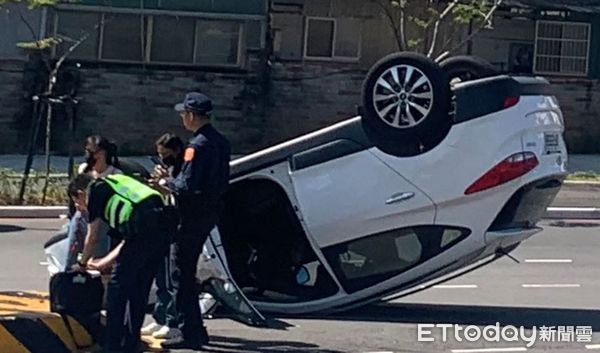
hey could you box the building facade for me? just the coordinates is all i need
[0,0,598,155]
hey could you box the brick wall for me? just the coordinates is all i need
[0,59,599,155]
[549,78,600,154]
[0,61,29,154]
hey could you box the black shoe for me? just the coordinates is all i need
[160,337,203,350]
[160,329,209,350]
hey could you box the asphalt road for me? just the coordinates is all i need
[1,218,600,353]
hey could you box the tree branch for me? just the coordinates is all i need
[371,0,405,51]
[427,0,459,57]
[446,0,503,55]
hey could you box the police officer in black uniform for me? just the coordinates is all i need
[157,92,231,350]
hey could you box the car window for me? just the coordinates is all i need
[323,226,470,293]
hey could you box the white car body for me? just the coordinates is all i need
[45,74,567,324]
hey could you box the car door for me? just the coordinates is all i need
[198,228,267,327]
[289,144,435,248]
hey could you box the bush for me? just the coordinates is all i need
[0,169,69,206]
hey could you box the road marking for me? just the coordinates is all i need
[586,344,600,349]
[451,348,527,353]
[39,262,49,266]
[547,207,599,212]
[433,284,478,289]
[524,259,572,263]
[521,284,580,288]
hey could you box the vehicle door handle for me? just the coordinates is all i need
[385,192,415,205]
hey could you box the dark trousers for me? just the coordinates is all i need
[152,244,178,328]
[105,229,169,352]
[172,226,212,342]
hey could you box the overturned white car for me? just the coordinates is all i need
[44,53,568,325]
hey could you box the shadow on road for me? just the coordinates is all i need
[548,220,600,228]
[199,335,343,353]
[0,224,25,233]
[292,302,600,331]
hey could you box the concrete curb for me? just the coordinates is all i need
[0,206,598,220]
[545,207,600,220]
[0,292,94,353]
[0,206,68,219]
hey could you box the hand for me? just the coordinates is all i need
[71,263,86,273]
[153,165,170,179]
[149,179,172,196]
[87,257,113,274]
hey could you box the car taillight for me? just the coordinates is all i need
[503,96,520,109]
[465,152,538,195]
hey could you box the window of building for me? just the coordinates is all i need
[55,11,100,60]
[534,20,591,76]
[304,17,361,60]
[54,9,259,67]
[101,13,145,62]
[195,20,241,65]
[150,16,195,63]
[323,226,470,293]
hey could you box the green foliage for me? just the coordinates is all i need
[0,0,57,9]
[453,1,491,25]
[17,36,61,50]
[0,169,69,206]
[567,171,600,182]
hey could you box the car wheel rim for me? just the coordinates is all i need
[372,64,434,129]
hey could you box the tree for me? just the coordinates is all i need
[370,0,503,60]
[1,0,92,204]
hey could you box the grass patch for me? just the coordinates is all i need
[0,168,69,206]
[566,171,600,182]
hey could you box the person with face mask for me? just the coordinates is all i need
[140,133,184,339]
[66,136,122,272]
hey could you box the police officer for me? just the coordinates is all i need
[156,92,231,350]
[70,173,172,353]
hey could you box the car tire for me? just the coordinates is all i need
[439,55,499,84]
[361,52,452,157]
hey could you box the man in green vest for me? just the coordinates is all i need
[69,173,173,353]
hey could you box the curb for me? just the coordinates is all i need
[0,292,94,353]
[0,206,68,219]
[545,207,600,220]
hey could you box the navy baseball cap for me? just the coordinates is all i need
[174,92,213,114]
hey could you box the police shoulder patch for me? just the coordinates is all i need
[184,147,195,162]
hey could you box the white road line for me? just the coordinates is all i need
[363,351,395,353]
[39,261,49,266]
[433,284,478,289]
[524,259,573,263]
[586,344,600,349]
[547,207,599,212]
[451,348,527,353]
[521,284,580,288]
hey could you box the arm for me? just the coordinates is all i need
[71,219,101,271]
[166,144,210,195]
[80,219,101,264]
[87,241,124,273]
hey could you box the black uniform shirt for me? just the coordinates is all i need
[167,123,230,230]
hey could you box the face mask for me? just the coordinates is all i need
[85,149,97,169]
[162,155,177,167]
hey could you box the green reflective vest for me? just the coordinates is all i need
[102,174,162,229]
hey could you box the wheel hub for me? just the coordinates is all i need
[372,64,434,129]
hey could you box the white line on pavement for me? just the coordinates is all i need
[451,348,527,353]
[521,284,580,288]
[547,207,599,212]
[39,261,48,266]
[524,259,573,263]
[433,284,478,289]
[586,344,600,349]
